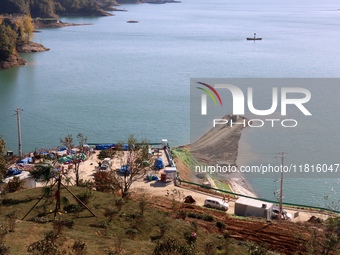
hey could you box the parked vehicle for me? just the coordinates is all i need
[100,158,112,171]
[118,165,130,175]
[271,206,292,220]
[204,197,229,211]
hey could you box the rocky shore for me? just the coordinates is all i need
[0,55,26,70]
[0,42,49,70]
[17,41,50,53]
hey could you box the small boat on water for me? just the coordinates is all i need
[127,20,139,23]
[247,33,262,41]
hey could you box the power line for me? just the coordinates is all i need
[278,152,287,224]
[15,107,23,158]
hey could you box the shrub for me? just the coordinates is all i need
[216,221,226,231]
[204,242,216,255]
[125,228,138,239]
[63,204,83,214]
[139,198,148,216]
[124,212,141,221]
[63,219,75,229]
[188,213,214,222]
[104,208,118,221]
[72,240,87,255]
[153,237,195,255]
[248,242,269,255]
[77,190,93,205]
[78,179,94,190]
[188,213,202,219]
[223,231,231,239]
[157,222,169,237]
[176,210,187,220]
[27,231,60,255]
[0,242,10,255]
[114,197,124,211]
[202,214,214,222]
[5,177,24,193]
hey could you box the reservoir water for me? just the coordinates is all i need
[1,0,340,208]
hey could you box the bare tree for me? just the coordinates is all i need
[59,134,74,151]
[60,133,87,186]
[112,134,151,198]
[0,136,8,181]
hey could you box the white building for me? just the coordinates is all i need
[235,196,273,220]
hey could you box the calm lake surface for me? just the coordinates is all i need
[1,0,340,208]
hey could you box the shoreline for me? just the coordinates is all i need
[189,114,258,198]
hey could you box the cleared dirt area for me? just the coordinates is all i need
[147,194,328,255]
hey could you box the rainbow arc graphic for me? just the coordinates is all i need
[196,82,223,115]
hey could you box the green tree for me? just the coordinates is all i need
[0,137,8,181]
[0,0,30,15]
[29,0,56,17]
[30,163,56,184]
[0,24,17,60]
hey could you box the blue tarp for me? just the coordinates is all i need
[146,174,159,181]
[6,169,22,177]
[96,144,115,150]
[95,144,130,151]
[17,157,32,164]
[154,158,164,170]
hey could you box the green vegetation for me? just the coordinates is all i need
[0,186,257,255]
[0,137,8,181]
[0,24,17,60]
[0,15,35,62]
[0,0,120,17]
[171,147,200,170]
[211,177,232,192]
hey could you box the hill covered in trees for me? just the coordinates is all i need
[0,0,138,18]
[0,15,49,69]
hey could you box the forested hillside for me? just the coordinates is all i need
[0,0,135,17]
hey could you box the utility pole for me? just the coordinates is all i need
[278,152,286,224]
[15,108,23,158]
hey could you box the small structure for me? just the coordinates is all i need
[235,197,273,220]
[162,139,168,146]
[165,166,177,180]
